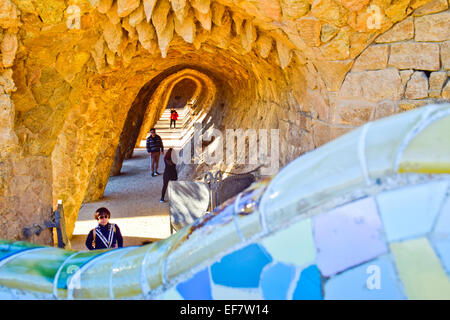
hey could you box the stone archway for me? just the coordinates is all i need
[166,77,199,110]
[134,68,218,156]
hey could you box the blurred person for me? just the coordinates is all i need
[160,148,178,203]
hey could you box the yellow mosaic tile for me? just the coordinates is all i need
[390,238,450,300]
[398,115,450,174]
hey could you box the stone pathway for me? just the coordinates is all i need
[70,148,172,250]
[136,106,193,149]
[70,107,193,251]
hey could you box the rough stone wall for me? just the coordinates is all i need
[52,69,155,237]
[332,5,450,136]
[0,0,55,244]
[1,0,449,243]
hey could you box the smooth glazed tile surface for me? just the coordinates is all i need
[433,195,450,238]
[390,238,450,299]
[292,265,322,300]
[211,284,263,300]
[211,244,272,288]
[365,108,426,179]
[260,263,296,300]
[176,268,212,300]
[159,287,184,300]
[398,115,450,173]
[431,195,450,274]
[261,218,315,267]
[432,239,450,275]
[314,197,387,276]
[377,181,448,242]
[324,255,405,300]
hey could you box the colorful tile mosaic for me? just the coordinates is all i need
[390,238,450,299]
[261,218,315,267]
[398,115,450,174]
[313,197,388,276]
[431,195,450,275]
[0,241,42,261]
[158,287,183,300]
[324,255,405,300]
[260,263,296,300]
[0,105,450,299]
[377,181,448,242]
[292,265,322,300]
[176,268,213,300]
[210,284,263,300]
[432,239,450,275]
[210,243,272,288]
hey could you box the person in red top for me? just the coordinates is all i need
[170,107,179,129]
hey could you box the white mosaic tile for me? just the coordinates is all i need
[157,286,184,300]
[377,181,448,242]
[211,283,263,300]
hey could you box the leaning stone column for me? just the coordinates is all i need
[0,70,53,245]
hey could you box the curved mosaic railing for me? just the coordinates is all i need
[1,103,449,299]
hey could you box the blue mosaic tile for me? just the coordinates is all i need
[433,239,450,275]
[377,181,448,242]
[211,243,272,288]
[314,197,387,276]
[324,255,406,300]
[176,268,212,300]
[431,196,450,275]
[292,265,322,300]
[433,195,450,238]
[0,241,43,261]
[261,263,296,300]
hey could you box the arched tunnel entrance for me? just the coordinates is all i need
[106,66,219,179]
[50,35,297,244]
[143,78,200,149]
[69,65,241,247]
[71,62,255,247]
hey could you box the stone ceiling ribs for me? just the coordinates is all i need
[84,0,437,92]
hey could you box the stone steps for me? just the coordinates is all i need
[143,108,191,149]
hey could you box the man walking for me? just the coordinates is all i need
[146,128,164,177]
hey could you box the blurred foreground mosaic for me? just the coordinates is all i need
[0,104,449,299]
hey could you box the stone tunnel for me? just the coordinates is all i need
[0,0,449,246]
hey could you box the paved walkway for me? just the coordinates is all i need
[71,107,191,251]
[71,148,172,250]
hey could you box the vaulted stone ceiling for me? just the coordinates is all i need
[1,0,447,245]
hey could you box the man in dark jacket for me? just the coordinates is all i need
[85,207,123,250]
[146,128,164,177]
